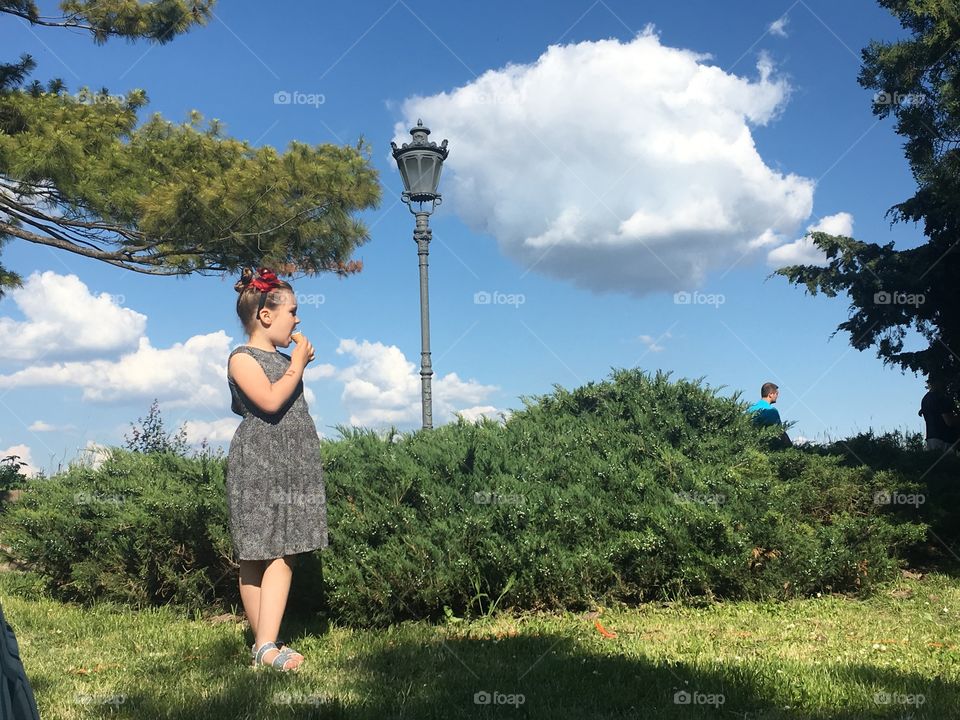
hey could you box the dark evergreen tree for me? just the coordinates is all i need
[777,0,960,389]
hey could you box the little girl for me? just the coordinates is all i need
[226,267,328,672]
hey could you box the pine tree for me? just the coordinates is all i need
[0,1,380,297]
[776,0,960,388]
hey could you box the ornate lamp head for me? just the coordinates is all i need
[391,119,449,213]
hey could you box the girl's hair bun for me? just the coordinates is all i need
[234,267,294,334]
[234,267,254,294]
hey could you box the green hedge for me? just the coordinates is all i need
[0,370,934,624]
[815,430,960,565]
[0,449,235,609]
[321,371,927,625]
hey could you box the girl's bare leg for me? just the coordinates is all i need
[254,556,301,669]
[238,559,266,637]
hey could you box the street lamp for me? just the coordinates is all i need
[391,119,449,430]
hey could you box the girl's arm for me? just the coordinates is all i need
[229,341,314,414]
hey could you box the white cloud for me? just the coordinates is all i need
[0,271,146,360]
[303,384,317,410]
[767,212,854,267]
[182,417,240,445]
[27,419,73,432]
[0,331,233,408]
[768,16,789,37]
[335,339,499,426]
[71,441,112,471]
[812,212,854,237]
[303,363,336,381]
[639,333,669,353]
[1,443,40,477]
[396,29,813,296]
[456,406,501,422]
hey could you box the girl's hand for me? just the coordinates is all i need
[291,333,315,367]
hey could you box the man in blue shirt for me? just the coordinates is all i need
[747,382,792,446]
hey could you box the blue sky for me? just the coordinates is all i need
[0,0,930,476]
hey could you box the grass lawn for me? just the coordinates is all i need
[2,569,959,719]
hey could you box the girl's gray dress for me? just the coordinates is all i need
[226,346,328,561]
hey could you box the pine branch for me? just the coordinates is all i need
[0,221,179,273]
[0,7,99,31]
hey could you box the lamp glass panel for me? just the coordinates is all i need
[397,156,413,191]
[397,150,444,197]
[416,154,438,195]
[406,156,424,192]
[406,156,425,194]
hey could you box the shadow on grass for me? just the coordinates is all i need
[101,627,952,720]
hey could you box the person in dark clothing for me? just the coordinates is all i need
[0,599,40,720]
[919,377,959,454]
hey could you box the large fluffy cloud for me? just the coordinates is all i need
[766,212,854,267]
[0,271,146,360]
[395,29,814,296]
[0,331,233,407]
[336,339,499,426]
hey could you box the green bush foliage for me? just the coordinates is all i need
[322,371,926,625]
[0,454,30,494]
[0,370,931,623]
[0,448,235,609]
[815,430,960,565]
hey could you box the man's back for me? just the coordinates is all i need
[747,398,782,427]
[920,389,959,443]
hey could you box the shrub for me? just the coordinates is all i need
[815,430,960,565]
[320,371,926,625]
[0,370,930,623]
[0,454,29,495]
[124,399,189,456]
[0,447,235,609]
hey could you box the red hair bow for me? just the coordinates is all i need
[249,268,281,293]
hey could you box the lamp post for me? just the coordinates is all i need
[391,119,449,430]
